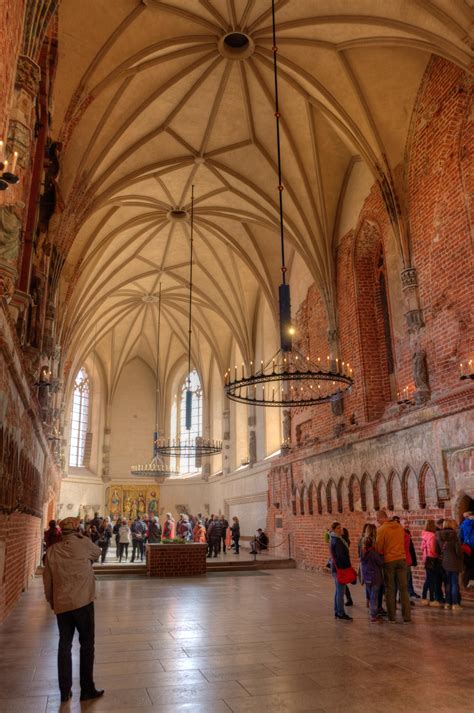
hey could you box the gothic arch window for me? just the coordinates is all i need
[69,368,89,467]
[177,369,203,475]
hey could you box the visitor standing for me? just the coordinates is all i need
[329,521,353,621]
[148,516,162,544]
[231,516,240,554]
[459,511,474,588]
[131,516,146,562]
[113,518,121,558]
[220,515,229,553]
[118,518,130,562]
[208,515,223,557]
[193,519,206,543]
[43,516,104,703]
[360,533,384,623]
[421,519,442,606]
[98,517,112,564]
[375,511,411,623]
[437,519,463,610]
[162,513,175,539]
[44,520,62,550]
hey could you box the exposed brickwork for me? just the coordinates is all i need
[0,0,24,137]
[146,544,207,577]
[268,57,473,603]
[0,513,41,622]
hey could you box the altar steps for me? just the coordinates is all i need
[38,557,296,577]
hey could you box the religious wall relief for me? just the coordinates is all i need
[106,484,160,521]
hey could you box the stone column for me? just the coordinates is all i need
[401,267,424,334]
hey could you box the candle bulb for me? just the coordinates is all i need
[0,140,3,161]
[460,362,464,377]
[241,363,244,379]
[234,365,237,380]
[272,387,275,401]
[250,360,253,376]
[11,151,18,175]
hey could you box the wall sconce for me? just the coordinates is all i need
[397,385,415,406]
[459,360,474,381]
[0,139,19,191]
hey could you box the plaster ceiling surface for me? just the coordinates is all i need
[52,0,472,396]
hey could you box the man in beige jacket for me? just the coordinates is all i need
[43,516,104,702]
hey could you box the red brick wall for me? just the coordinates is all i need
[147,543,207,577]
[0,513,41,622]
[0,0,24,137]
[267,57,473,602]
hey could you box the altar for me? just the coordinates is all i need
[105,484,160,520]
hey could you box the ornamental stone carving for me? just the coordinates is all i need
[15,55,41,96]
[405,309,425,333]
[401,267,418,290]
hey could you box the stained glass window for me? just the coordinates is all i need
[69,368,89,467]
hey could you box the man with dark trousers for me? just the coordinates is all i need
[207,515,224,557]
[43,516,104,703]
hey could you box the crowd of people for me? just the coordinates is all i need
[328,510,474,623]
[44,511,270,562]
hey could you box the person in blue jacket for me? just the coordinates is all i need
[459,511,474,588]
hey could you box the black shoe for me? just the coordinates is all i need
[60,691,72,703]
[345,600,354,606]
[80,689,104,701]
[377,608,388,616]
[249,551,257,555]
[335,613,353,621]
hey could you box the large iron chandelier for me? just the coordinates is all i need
[224,0,354,408]
[155,187,222,460]
[130,284,178,479]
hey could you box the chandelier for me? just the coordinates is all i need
[224,0,353,408]
[130,284,178,479]
[155,187,222,460]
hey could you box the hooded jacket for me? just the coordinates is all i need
[436,528,463,572]
[421,530,439,562]
[360,546,384,586]
[43,532,101,614]
[375,520,405,563]
[459,517,474,547]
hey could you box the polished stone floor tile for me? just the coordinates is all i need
[1,570,472,713]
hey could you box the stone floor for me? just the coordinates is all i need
[0,570,472,713]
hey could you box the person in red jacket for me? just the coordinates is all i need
[44,520,62,550]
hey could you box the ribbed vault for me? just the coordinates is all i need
[53,0,472,398]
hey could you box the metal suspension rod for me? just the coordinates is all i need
[272,0,286,284]
[187,185,194,381]
[155,282,162,435]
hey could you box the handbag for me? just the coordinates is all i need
[336,566,357,585]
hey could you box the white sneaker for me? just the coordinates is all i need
[467,580,474,589]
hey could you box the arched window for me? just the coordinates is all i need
[69,368,89,467]
[178,369,202,475]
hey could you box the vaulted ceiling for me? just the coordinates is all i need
[53,0,472,397]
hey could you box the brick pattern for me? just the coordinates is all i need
[0,513,41,622]
[146,543,207,577]
[267,57,473,603]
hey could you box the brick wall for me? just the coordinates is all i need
[0,513,41,622]
[267,57,473,602]
[146,543,207,577]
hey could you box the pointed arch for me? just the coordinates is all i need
[374,471,387,511]
[327,479,338,514]
[402,466,418,510]
[300,484,306,516]
[337,477,346,514]
[388,470,403,511]
[361,472,374,512]
[348,474,362,512]
[69,367,90,467]
[317,481,325,515]
[419,462,439,508]
[308,480,315,515]
[291,484,298,516]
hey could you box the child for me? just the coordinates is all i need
[360,534,384,623]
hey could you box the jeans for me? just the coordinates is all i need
[366,583,380,619]
[445,571,460,605]
[119,543,128,561]
[383,560,411,622]
[131,540,144,561]
[422,566,442,601]
[209,539,220,557]
[332,573,346,616]
[407,568,417,596]
[233,536,240,554]
[100,544,108,564]
[56,602,95,697]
